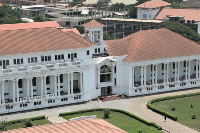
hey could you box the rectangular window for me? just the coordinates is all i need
[13,59,16,64]
[194,66,196,71]
[46,76,50,85]
[6,60,9,65]
[61,54,64,59]
[114,78,116,85]
[184,61,186,67]
[68,54,70,59]
[60,74,63,83]
[18,79,23,88]
[41,56,44,61]
[55,55,57,60]
[95,49,97,53]
[98,48,100,53]
[173,62,175,69]
[32,77,36,86]
[45,56,48,61]
[28,58,30,63]
[87,50,90,55]
[74,53,77,58]
[48,56,51,61]
[162,63,164,70]
[0,61,2,66]
[58,55,61,60]
[143,14,147,18]
[114,66,116,73]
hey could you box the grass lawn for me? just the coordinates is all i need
[61,111,163,133]
[152,95,200,131]
[6,119,51,130]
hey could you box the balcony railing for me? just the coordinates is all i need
[0,59,93,76]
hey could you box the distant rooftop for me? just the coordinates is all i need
[156,8,200,22]
[82,20,105,28]
[0,21,60,31]
[84,0,137,5]
[135,0,171,8]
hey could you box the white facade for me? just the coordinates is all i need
[137,8,161,20]
[0,24,200,114]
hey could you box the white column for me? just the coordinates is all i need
[152,65,154,84]
[30,78,33,97]
[177,62,180,81]
[57,74,60,96]
[198,60,200,79]
[54,75,57,96]
[133,67,135,87]
[44,76,47,95]
[144,65,146,86]
[129,66,132,88]
[141,66,143,86]
[16,80,19,102]
[166,63,169,83]
[1,81,4,104]
[68,73,70,94]
[0,83,1,104]
[196,60,198,79]
[40,77,43,96]
[163,63,166,83]
[80,72,83,93]
[175,62,177,81]
[97,66,100,87]
[12,80,15,102]
[188,60,191,80]
[155,64,158,84]
[71,73,74,94]
[185,61,188,80]
[26,78,29,97]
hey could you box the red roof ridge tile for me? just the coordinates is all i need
[82,20,105,28]
[63,31,94,47]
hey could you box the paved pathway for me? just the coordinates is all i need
[1,88,200,133]
[47,115,67,123]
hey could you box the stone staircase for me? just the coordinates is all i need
[101,95,121,102]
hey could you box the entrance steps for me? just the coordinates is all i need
[101,95,121,102]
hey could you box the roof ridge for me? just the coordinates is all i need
[62,30,94,47]
[85,119,126,133]
[0,26,57,32]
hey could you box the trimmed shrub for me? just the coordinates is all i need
[5,115,46,125]
[103,109,111,119]
[24,120,32,127]
[192,115,196,119]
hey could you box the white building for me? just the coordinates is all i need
[136,0,171,20]
[0,20,200,114]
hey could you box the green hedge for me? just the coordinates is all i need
[147,92,200,121]
[59,108,162,130]
[5,115,46,125]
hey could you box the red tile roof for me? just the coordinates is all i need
[2,119,126,133]
[155,8,200,21]
[0,27,94,56]
[135,0,171,8]
[82,20,105,28]
[105,28,200,62]
[0,21,60,31]
[61,28,80,35]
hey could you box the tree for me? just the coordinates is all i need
[73,26,84,34]
[0,4,25,24]
[155,21,200,43]
[96,0,111,8]
[171,3,183,9]
[110,3,125,12]
[32,12,46,22]
[103,109,111,119]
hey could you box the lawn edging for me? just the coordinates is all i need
[146,92,200,121]
[5,115,46,125]
[59,108,162,130]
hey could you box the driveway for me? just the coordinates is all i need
[1,88,200,133]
